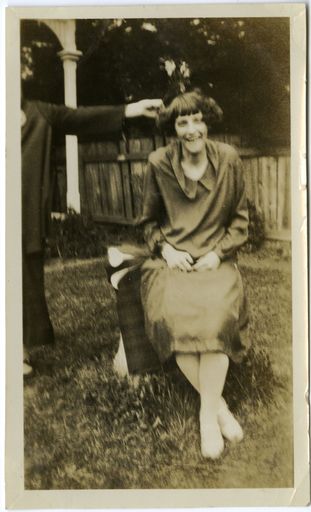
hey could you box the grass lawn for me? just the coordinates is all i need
[24,243,293,489]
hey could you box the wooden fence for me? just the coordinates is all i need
[53,135,291,240]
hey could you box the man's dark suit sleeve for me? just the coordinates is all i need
[36,101,125,136]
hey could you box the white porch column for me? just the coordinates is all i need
[43,19,82,213]
[58,48,82,213]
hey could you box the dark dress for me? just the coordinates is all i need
[140,139,250,363]
[22,100,125,347]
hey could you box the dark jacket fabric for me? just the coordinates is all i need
[21,100,125,253]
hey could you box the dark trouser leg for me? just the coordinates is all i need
[22,251,55,348]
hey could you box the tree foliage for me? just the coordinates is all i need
[21,17,290,146]
[21,20,64,103]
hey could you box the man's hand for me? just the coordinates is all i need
[193,251,221,272]
[125,99,164,119]
[161,243,194,272]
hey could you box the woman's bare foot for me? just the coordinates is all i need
[218,399,243,443]
[200,415,224,459]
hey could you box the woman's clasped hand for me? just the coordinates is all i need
[161,242,220,272]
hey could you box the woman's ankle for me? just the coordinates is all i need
[200,404,218,426]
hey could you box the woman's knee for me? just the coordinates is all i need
[201,350,229,370]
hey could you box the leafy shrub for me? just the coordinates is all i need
[45,211,144,259]
[46,200,265,260]
[243,200,266,253]
[46,211,107,259]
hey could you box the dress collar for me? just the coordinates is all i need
[168,139,219,199]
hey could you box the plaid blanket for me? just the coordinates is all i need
[106,245,161,374]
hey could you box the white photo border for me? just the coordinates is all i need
[5,3,309,508]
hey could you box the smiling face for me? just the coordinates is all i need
[174,111,208,156]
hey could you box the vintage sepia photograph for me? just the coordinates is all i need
[5,3,308,509]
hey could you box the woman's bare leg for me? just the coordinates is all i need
[199,352,229,459]
[175,351,243,455]
[175,354,231,406]
[176,353,200,392]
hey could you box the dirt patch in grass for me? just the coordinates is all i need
[24,245,293,489]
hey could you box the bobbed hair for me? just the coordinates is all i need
[158,89,223,134]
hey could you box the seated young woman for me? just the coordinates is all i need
[140,89,250,459]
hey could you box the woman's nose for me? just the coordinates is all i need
[187,121,196,134]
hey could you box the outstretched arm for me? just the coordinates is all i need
[36,99,163,137]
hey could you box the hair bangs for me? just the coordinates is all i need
[168,93,202,120]
[158,89,223,133]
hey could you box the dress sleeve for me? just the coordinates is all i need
[140,161,166,254]
[213,156,249,260]
[36,101,125,137]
